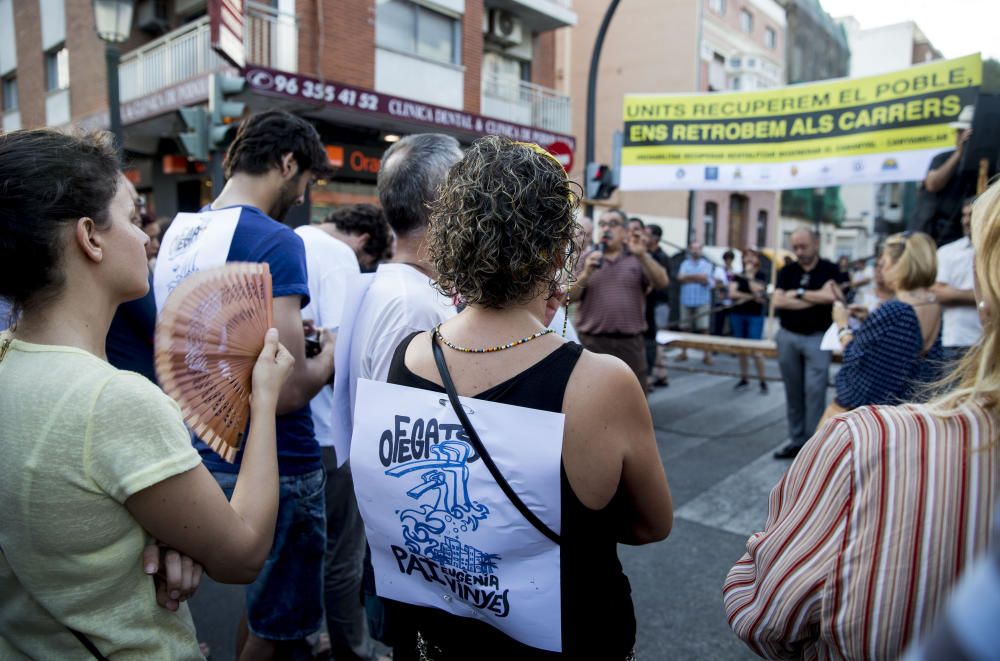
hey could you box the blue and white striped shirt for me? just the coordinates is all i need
[678,257,714,308]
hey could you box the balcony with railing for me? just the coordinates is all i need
[481,71,571,134]
[484,0,576,32]
[119,2,296,104]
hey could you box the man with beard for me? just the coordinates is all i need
[154,111,336,660]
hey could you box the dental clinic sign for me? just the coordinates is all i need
[244,66,576,167]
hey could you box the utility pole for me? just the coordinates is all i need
[686,0,705,246]
[584,0,621,219]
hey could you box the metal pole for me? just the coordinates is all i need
[686,0,704,247]
[105,43,124,159]
[584,0,620,219]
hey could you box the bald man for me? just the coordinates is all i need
[772,229,849,459]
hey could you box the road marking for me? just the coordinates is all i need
[674,443,791,538]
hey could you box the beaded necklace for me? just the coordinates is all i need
[434,324,554,353]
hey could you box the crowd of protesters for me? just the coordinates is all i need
[0,114,997,661]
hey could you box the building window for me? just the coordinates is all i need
[376,0,461,66]
[1,75,17,112]
[482,51,530,98]
[704,201,718,246]
[739,9,753,33]
[756,210,768,248]
[731,76,741,90]
[765,27,776,49]
[709,0,726,15]
[45,46,69,91]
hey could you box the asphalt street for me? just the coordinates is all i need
[189,351,804,660]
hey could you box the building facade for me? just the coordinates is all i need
[0,0,576,221]
[695,0,785,252]
[562,0,785,251]
[835,17,942,259]
[773,0,850,255]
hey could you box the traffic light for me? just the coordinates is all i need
[586,162,617,200]
[178,106,209,162]
[209,73,246,149]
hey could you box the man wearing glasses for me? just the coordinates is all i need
[569,209,669,390]
[772,228,848,460]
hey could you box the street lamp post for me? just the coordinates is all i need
[92,0,135,157]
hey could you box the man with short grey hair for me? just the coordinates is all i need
[772,228,848,459]
[327,134,463,659]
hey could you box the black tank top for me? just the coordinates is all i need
[384,332,635,660]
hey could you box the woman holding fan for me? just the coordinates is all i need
[0,129,293,659]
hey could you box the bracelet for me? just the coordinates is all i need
[837,327,853,341]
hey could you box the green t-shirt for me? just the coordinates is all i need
[0,334,203,659]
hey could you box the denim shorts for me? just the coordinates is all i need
[213,467,327,641]
[730,314,765,340]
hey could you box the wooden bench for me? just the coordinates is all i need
[656,331,778,359]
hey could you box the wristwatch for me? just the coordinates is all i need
[795,288,805,299]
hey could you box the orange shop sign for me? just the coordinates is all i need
[325,144,383,181]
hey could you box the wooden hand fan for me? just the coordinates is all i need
[155,263,274,462]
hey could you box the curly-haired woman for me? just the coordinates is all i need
[354,136,672,660]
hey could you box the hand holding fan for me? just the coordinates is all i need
[155,263,274,462]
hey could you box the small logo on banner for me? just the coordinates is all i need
[675,168,686,179]
[705,167,719,181]
[882,158,899,171]
[853,160,865,172]
[733,168,743,180]
[790,165,799,177]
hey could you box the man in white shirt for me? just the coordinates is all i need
[335,134,462,656]
[348,134,463,391]
[932,198,982,364]
[314,203,392,272]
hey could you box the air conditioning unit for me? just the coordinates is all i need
[488,9,523,47]
[136,0,169,34]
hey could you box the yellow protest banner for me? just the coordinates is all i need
[621,54,981,191]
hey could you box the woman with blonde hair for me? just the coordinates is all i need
[724,180,1000,659]
[354,135,672,660]
[825,230,943,418]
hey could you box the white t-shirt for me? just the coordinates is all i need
[294,225,361,448]
[348,263,457,413]
[936,236,982,348]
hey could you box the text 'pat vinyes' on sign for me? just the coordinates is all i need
[621,53,982,191]
[350,379,566,652]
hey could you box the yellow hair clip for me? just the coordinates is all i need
[515,141,567,173]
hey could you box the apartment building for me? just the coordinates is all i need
[563,0,785,250]
[697,0,785,250]
[0,0,576,220]
[835,17,942,259]
[773,0,850,254]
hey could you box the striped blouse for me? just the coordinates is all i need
[724,402,1000,660]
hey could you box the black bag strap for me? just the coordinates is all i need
[68,628,109,661]
[431,334,560,545]
[0,542,109,661]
